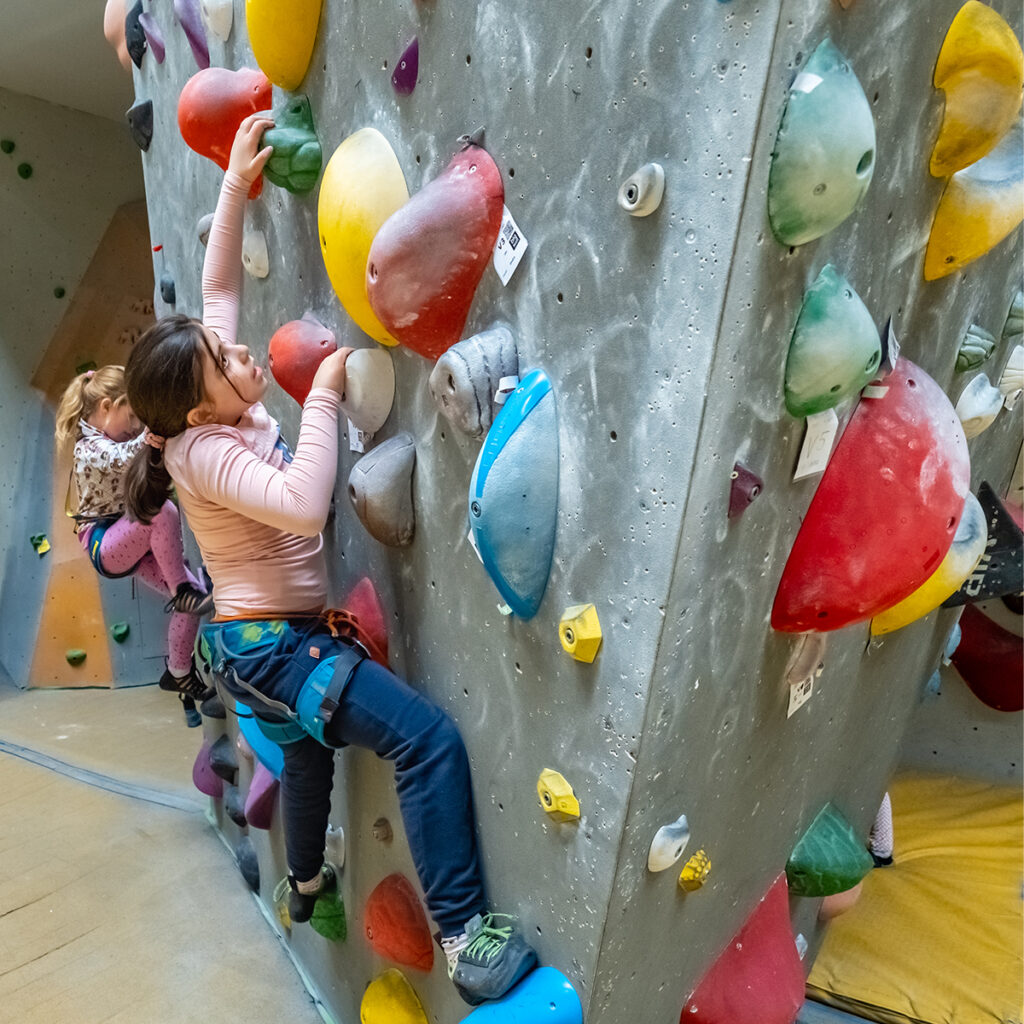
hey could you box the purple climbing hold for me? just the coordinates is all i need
[137,13,166,63]
[192,739,225,797]
[728,462,764,519]
[391,37,419,95]
[244,761,279,830]
[125,0,147,68]
[174,0,210,69]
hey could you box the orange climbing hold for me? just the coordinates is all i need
[364,873,435,971]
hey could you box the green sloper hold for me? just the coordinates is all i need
[957,324,996,372]
[66,649,87,666]
[786,802,874,897]
[768,38,876,246]
[1,139,14,154]
[784,264,881,417]
[110,621,130,643]
[260,95,322,194]
[1002,290,1023,347]
[310,870,347,941]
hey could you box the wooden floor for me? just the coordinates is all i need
[0,681,324,1024]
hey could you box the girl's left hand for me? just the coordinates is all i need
[228,112,275,183]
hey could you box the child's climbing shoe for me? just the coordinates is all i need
[447,913,538,1006]
[180,694,202,728]
[288,865,347,941]
[159,663,214,703]
[164,580,214,616]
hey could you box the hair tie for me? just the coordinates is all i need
[144,428,166,451]
[85,370,95,379]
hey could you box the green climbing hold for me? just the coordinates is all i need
[29,533,50,555]
[110,621,130,643]
[310,868,347,941]
[75,360,98,376]
[261,95,322,194]
[786,802,873,897]
[1,139,14,154]
[784,265,881,417]
[17,163,32,180]
[65,649,87,666]
[956,324,996,372]
[53,286,65,299]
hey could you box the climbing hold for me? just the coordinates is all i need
[461,967,583,1024]
[268,315,337,405]
[999,344,1024,407]
[197,212,214,247]
[201,0,233,40]
[348,433,416,547]
[126,99,153,152]
[272,876,292,929]
[124,0,147,68]
[199,691,225,718]
[364,873,435,971]
[784,265,881,417]
[236,701,284,777]
[340,349,396,435]
[341,576,390,667]
[244,761,278,829]
[177,67,272,199]
[728,462,764,519]
[223,784,248,827]
[617,162,665,217]
[209,732,238,783]
[309,868,347,941]
[109,621,130,642]
[174,0,210,68]
[955,373,1003,438]
[236,732,254,760]
[951,602,1023,712]
[678,849,712,892]
[767,38,875,246]
[367,143,505,361]
[29,533,50,555]
[76,360,98,376]
[957,324,996,372]
[648,814,690,872]
[318,128,409,346]
[0,140,13,154]
[236,836,260,891]
[192,739,224,797]
[17,163,32,180]
[680,876,804,1024]
[372,817,393,843]
[325,824,345,867]
[428,324,519,438]
[242,229,269,279]
[469,369,558,619]
[159,272,176,305]
[137,13,165,63]
[53,287,65,299]
[772,359,970,633]
[65,648,86,666]
[360,968,428,1024]
[392,37,419,95]
[103,0,131,70]
[246,0,322,91]
[559,604,602,663]
[786,803,874,897]
[924,120,1024,280]
[1002,290,1023,346]
[261,95,322,194]
[930,1,1024,177]
[537,769,580,822]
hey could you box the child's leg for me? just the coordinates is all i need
[279,736,337,883]
[98,504,195,592]
[134,555,199,677]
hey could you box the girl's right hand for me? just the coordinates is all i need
[311,347,354,398]
[228,112,275,183]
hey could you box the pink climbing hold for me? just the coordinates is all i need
[174,0,210,69]
[391,37,419,95]
[244,761,279,829]
[192,739,224,797]
[138,12,166,63]
[364,873,435,971]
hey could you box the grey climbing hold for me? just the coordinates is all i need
[648,814,691,872]
[197,212,214,247]
[223,784,248,827]
[428,324,519,439]
[200,692,225,719]
[209,732,238,783]
[236,836,260,891]
[159,272,176,305]
[125,0,147,68]
[618,162,665,217]
[348,433,416,547]
[372,817,393,843]
[957,324,996,372]
[126,99,153,152]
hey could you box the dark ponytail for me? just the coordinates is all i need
[124,314,207,523]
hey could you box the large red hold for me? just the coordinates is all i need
[680,875,803,1024]
[951,603,1023,712]
[364,873,434,971]
[366,144,504,361]
[772,359,970,632]
[177,67,271,198]
[341,576,389,667]
[268,315,337,405]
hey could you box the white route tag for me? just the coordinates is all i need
[467,527,483,564]
[793,408,839,481]
[348,419,372,453]
[862,384,889,399]
[788,675,814,717]
[792,72,823,94]
[493,206,528,285]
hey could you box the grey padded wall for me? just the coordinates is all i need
[135,1,1022,1022]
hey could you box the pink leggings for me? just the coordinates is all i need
[80,501,200,676]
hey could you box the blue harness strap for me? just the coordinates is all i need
[85,518,145,580]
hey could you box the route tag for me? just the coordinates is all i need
[793,408,839,480]
[348,419,372,453]
[788,675,814,717]
[493,206,528,285]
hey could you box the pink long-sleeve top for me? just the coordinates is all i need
[164,171,340,618]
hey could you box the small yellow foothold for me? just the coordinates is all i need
[678,849,712,892]
[559,603,602,663]
[360,968,428,1024]
[537,768,581,822]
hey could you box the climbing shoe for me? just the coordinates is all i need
[449,913,538,1006]
[164,580,214,616]
[287,865,346,940]
[159,663,214,703]
[180,694,202,728]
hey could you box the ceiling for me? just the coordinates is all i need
[0,0,134,121]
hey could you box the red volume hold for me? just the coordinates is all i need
[364,873,434,971]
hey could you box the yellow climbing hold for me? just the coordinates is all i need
[924,121,1024,280]
[245,0,322,91]
[537,769,581,822]
[871,490,987,635]
[559,603,602,663]
[360,968,428,1024]
[678,849,712,892]
[930,1,1023,177]
[318,129,409,346]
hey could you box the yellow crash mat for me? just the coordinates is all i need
[807,771,1023,1024]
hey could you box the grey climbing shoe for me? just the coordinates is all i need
[451,913,538,1006]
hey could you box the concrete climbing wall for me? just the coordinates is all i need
[132,1,1022,1021]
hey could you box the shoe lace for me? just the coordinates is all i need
[164,583,212,616]
[175,668,209,699]
[464,914,515,964]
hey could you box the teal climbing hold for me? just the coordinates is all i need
[17,163,32,180]
[0,139,13,154]
[461,967,582,1023]
[110,621,130,643]
[768,38,876,246]
[784,265,881,417]
[261,95,322,194]
[786,802,873,897]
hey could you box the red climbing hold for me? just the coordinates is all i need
[268,315,337,405]
[177,67,272,199]
[364,873,435,971]
[951,603,1023,712]
[366,144,504,361]
[772,359,970,632]
[680,875,803,1024]
[341,577,389,667]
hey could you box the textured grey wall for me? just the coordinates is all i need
[135,1,1022,1021]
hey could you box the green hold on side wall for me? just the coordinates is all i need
[110,622,131,643]
[17,162,32,179]
[786,801,874,897]
[0,139,14,154]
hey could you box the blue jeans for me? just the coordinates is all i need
[201,619,486,935]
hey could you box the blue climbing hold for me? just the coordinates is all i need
[468,369,558,619]
[460,968,582,1023]
[236,700,284,778]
